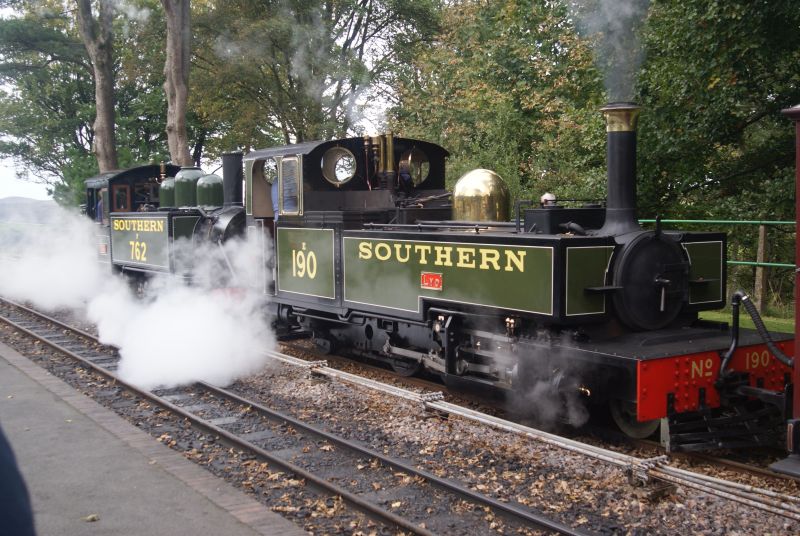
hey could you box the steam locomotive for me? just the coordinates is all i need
[86,103,795,452]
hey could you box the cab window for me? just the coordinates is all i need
[113,184,130,211]
[279,156,300,215]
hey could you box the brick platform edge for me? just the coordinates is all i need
[0,339,307,536]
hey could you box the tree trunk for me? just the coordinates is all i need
[161,0,192,166]
[75,0,118,172]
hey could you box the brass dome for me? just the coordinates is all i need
[452,169,510,222]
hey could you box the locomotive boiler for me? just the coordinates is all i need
[88,103,795,451]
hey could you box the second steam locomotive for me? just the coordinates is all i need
[86,103,795,452]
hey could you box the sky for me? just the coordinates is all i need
[0,159,51,201]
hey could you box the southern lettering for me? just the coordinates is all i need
[112,219,165,232]
[357,241,526,272]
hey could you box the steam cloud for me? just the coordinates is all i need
[0,205,275,390]
[571,0,650,102]
[111,0,151,23]
[509,337,590,430]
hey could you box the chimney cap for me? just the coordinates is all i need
[601,102,641,132]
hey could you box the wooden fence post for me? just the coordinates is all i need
[754,224,768,313]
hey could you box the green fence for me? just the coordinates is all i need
[640,218,795,314]
[639,219,795,268]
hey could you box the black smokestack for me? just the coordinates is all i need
[598,102,641,235]
[221,152,244,207]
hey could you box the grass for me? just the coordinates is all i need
[700,309,795,334]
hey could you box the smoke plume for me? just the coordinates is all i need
[571,0,650,102]
[0,204,275,390]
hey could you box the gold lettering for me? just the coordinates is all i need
[479,249,501,270]
[434,246,453,267]
[456,247,475,268]
[355,240,532,274]
[691,360,703,379]
[504,250,526,272]
[111,219,166,233]
[358,242,372,260]
[394,243,411,263]
[374,242,392,261]
[414,245,432,264]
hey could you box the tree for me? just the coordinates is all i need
[0,1,175,205]
[75,0,118,171]
[390,0,604,200]
[636,0,800,219]
[161,0,192,166]
[190,0,440,153]
[635,0,800,310]
[391,0,800,309]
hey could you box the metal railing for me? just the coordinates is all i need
[639,218,795,268]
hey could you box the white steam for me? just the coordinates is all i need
[0,206,109,309]
[510,336,590,429]
[89,283,272,389]
[1,204,275,390]
[571,0,650,102]
[111,0,151,24]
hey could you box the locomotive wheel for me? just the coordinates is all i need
[610,399,659,439]
[388,357,422,377]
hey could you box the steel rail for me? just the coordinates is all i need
[263,348,800,520]
[636,438,800,484]
[0,299,589,534]
[3,298,799,522]
[197,381,588,535]
[0,308,436,535]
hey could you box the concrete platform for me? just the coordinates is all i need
[0,340,307,536]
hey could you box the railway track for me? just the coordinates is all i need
[0,297,587,535]
[282,337,800,487]
[2,298,800,527]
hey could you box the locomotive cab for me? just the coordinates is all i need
[85,164,181,267]
[243,135,451,226]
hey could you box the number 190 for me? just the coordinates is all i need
[292,249,317,279]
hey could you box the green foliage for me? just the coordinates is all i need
[389,0,605,200]
[191,0,440,153]
[636,0,800,218]
[391,0,799,311]
[635,0,800,308]
[0,0,180,206]
[701,309,794,334]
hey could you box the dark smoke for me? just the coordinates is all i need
[571,0,650,102]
